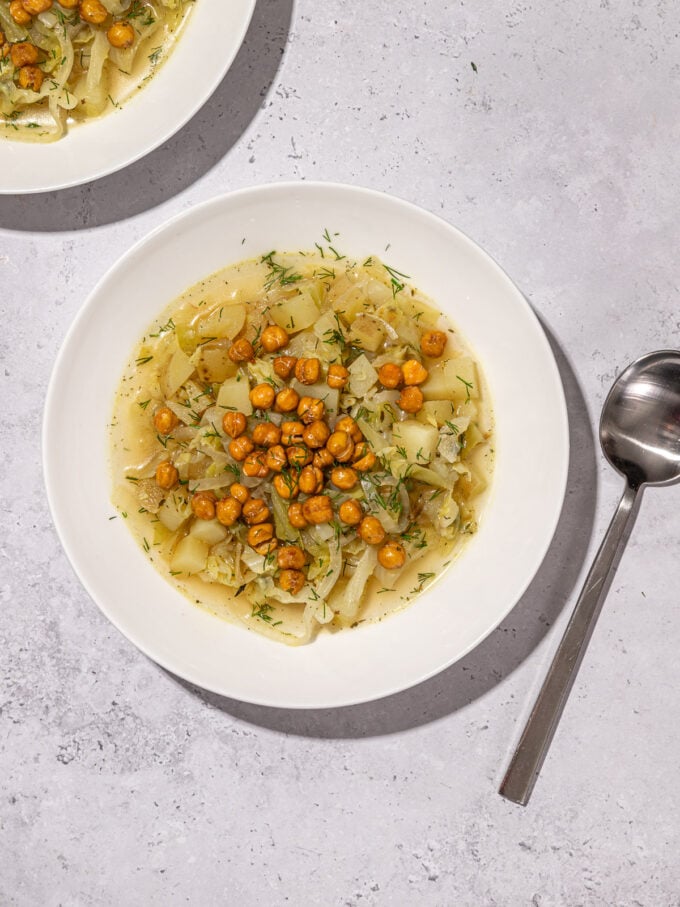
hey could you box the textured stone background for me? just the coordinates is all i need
[2,1,680,904]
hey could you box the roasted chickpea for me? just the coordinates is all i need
[275,387,300,413]
[303,420,330,449]
[273,355,297,380]
[326,430,354,462]
[397,386,424,414]
[21,0,51,11]
[327,364,349,389]
[228,435,254,461]
[273,471,300,500]
[378,540,407,569]
[313,448,334,470]
[79,0,108,24]
[252,422,281,447]
[9,0,32,24]
[153,406,178,435]
[10,42,39,67]
[302,495,333,525]
[222,410,247,438]
[335,415,363,444]
[265,444,287,473]
[286,444,312,468]
[247,523,277,555]
[191,491,216,521]
[287,502,308,529]
[420,330,447,358]
[242,498,270,525]
[17,64,42,90]
[294,357,321,385]
[402,359,429,386]
[260,324,289,353]
[297,396,325,425]
[0,32,5,47]
[358,515,386,545]
[298,465,324,495]
[352,441,371,462]
[229,482,250,504]
[242,450,270,479]
[155,460,178,490]
[57,0,79,6]
[250,383,276,410]
[278,569,305,595]
[216,497,241,527]
[228,337,254,363]
[377,363,403,389]
[353,452,376,473]
[339,499,363,526]
[331,466,358,490]
[352,442,376,472]
[281,420,304,446]
[107,20,134,47]
[277,545,306,570]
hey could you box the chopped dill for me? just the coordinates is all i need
[456,375,474,403]
[260,251,303,291]
[383,263,410,297]
[251,602,277,623]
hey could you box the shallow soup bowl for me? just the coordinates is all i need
[0,0,255,194]
[43,182,569,708]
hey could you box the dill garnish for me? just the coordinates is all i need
[260,251,303,291]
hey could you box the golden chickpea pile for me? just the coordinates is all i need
[8,0,139,51]
[149,319,447,598]
[5,0,142,94]
[375,333,448,415]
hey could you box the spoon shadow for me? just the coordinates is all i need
[0,0,294,231]
[169,318,598,739]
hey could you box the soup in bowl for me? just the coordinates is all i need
[43,183,568,707]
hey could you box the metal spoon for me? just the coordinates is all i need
[500,349,680,805]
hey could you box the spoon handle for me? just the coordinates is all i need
[499,482,642,805]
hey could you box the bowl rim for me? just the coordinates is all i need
[43,180,570,708]
[0,0,256,195]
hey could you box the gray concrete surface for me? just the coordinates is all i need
[2,0,680,904]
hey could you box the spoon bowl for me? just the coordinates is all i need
[601,350,680,487]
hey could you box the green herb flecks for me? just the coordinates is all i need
[260,251,303,292]
[251,602,281,624]
[383,263,410,298]
[409,571,435,595]
[456,375,474,403]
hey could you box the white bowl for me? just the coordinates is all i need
[0,0,255,194]
[43,182,569,708]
